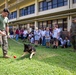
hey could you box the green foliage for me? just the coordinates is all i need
[0,39,76,75]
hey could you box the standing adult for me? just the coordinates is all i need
[0,9,10,58]
[70,18,76,52]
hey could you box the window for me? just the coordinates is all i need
[73,0,76,3]
[64,0,67,5]
[20,8,25,16]
[58,19,63,28]
[52,20,58,25]
[27,4,35,14]
[47,1,52,9]
[39,2,43,11]
[24,7,28,15]
[39,0,68,12]
[38,22,43,28]
[13,11,17,18]
[63,18,67,31]
[30,5,35,14]
[43,21,47,28]
[19,4,35,17]
[47,21,52,27]
[38,18,67,31]
[52,0,57,8]
[30,23,34,29]
[58,0,64,7]
[39,1,48,11]
[27,6,31,14]
[9,11,17,19]
[43,1,47,10]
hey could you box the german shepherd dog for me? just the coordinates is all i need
[21,44,36,59]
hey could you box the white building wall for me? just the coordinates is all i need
[67,16,72,31]
[35,21,38,29]
[35,0,38,16]
[4,0,76,31]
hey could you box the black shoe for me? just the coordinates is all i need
[53,45,55,48]
[55,46,57,49]
[35,45,38,47]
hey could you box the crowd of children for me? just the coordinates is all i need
[9,24,71,49]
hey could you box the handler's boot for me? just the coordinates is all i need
[3,54,11,58]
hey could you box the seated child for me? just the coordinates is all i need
[62,36,71,48]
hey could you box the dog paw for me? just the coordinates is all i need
[21,55,24,58]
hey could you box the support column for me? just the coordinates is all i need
[68,0,73,9]
[16,0,19,19]
[27,24,30,29]
[70,0,73,9]
[67,16,72,31]
[5,0,8,8]
[17,25,19,29]
[35,21,38,29]
[17,8,19,19]
[35,0,38,16]
[27,24,30,32]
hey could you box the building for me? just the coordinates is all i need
[0,0,76,31]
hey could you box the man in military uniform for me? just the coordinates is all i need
[70,18,76,52]
[0,9,10,58]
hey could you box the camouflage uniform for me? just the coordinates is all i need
[70,22,76,51]
[2,34,8,56]
[0,15,8,56]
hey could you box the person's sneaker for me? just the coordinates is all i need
[3,55,11,58]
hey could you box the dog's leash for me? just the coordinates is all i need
[7,38,24,50]
[9,38,23,45]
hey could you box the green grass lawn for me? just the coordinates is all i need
[0,39,76,75]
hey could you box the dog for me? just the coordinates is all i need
[21,44,36,59]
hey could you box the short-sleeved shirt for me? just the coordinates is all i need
[34,30,39,41]
[45,30,50,39]
[53,28,59,39]
[0,15,5,30]
[0,15,8,30]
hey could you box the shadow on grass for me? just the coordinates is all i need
[0,56,3,58]
[16,54,30,61]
